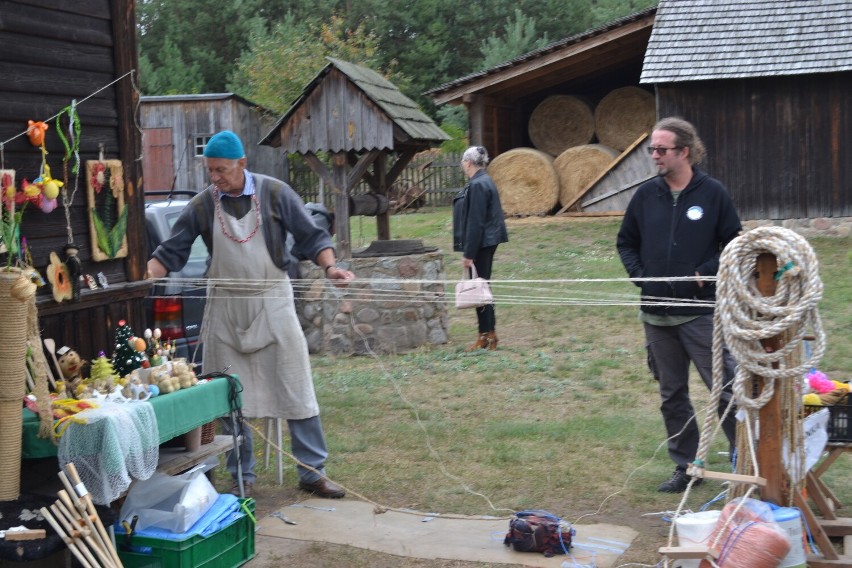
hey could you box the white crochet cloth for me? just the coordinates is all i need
[58,401,159,505]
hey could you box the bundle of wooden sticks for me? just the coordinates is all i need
[39,462,123,568]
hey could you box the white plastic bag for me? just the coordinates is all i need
[119,465,218,534]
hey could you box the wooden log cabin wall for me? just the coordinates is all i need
[0,0,146,359]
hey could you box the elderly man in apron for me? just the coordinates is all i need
[148,130,353,498]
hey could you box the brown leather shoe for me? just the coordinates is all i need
[230,481,253,498]
[485,331,498,350]
[298,478,345,499]
[465,333,489,352]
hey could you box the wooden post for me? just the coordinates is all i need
[754,252,787,505]
[375,153,390,241]
[331,152,350,259]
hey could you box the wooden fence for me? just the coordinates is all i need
[288,150,466,210]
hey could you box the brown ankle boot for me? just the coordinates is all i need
[485,331,498,350]
[465,333,489,352]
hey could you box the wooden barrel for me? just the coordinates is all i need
[528,95,595,157]
[553,144,619,210]
[594,87,656,152]
[487,148,559,216]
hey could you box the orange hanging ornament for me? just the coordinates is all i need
[26,120,49,147]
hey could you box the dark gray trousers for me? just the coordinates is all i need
[221,414,330,484]
[644,314,737,471]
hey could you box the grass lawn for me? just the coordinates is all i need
[235,207,852,567]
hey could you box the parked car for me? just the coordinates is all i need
[144,190,334,368]
[145,191,208,367]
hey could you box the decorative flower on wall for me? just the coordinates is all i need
[46,251,72,302]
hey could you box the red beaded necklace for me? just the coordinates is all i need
[213,187,261,244]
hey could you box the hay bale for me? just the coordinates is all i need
[594,86,656,152]
[487,148,559,216]
[553,144,619,210]
[528,95,595,156]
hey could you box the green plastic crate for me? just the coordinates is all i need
[117,498,255,568]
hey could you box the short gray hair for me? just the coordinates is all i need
[462,146,489,167]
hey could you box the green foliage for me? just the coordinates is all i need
[478,8,551,70]
[137,0,260,93]
[228,13,394,114]
[137,1,656,117]
[138,44,205,95]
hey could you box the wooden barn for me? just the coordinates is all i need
[425,8,656,158]
[141,93,284,193]
[0,0,146,359]
[429,1,852,223]
[642,0,852,221]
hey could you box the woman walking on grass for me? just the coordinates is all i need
[453,146,509,351]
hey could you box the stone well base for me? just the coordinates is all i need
[296,252,448,355]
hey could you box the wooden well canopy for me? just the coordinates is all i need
[259,57,449,258]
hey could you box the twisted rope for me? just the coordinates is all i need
[718,226,825,410]
[688,227,824,491]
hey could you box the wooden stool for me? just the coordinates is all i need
[263,417,285,485]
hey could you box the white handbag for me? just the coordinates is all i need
[454,265,494,309]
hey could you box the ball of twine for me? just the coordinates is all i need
[716,226,826,410]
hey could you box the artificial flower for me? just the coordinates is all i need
[90,162,106,194]
[46,251,72,302]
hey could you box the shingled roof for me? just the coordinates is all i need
[260,57,448,147]
[641,0,852,83]
[426,6,656,104]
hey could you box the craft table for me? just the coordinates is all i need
[21,377,240,459]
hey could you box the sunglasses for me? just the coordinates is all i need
[647,146,683,156]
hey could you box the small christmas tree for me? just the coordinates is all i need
[89,351,118,382]
[112,320,147,377]
[89,351,119,391]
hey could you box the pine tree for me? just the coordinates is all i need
[112,320,147,377]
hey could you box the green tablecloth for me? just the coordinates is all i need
[22,377,241,459]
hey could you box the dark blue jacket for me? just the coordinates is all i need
[616,168,742,315]
[452,170,508,258]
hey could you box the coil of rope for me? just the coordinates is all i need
[715,226,826,410]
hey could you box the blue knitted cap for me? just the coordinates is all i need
[203,130,245,159]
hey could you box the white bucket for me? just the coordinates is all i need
[771,507,807,568]
[674,510,722,568]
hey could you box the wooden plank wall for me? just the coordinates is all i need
[657,73,852,220]
[141,98,287,191]
[0,0,145,358]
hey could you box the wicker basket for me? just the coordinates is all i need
[201,421,217,445]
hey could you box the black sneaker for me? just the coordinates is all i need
[657,469,703,493]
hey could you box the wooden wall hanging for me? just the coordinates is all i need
[86,160,128,261]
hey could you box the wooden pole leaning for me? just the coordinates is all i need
[50,502,102,568]
[40,506,96,568]
[55,489,117,568]
[56,471,115,566]
[52,499,112,568]
[63,462,123,568]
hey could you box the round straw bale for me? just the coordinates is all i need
[528,95,595,156]
[594,86,656,152]
[487,148,559,216]
[553,144,619,209]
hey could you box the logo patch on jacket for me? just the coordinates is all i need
[686,206,704,221]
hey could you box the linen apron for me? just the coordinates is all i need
[200,192,319,420]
